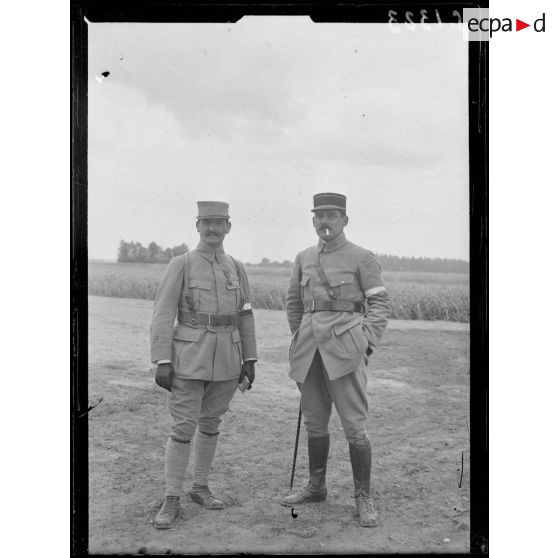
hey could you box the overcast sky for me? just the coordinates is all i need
[88,18,469,263]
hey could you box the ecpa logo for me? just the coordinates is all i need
[463,8,546,40]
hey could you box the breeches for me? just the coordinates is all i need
[300,350,369,445]
[168,377,238,442]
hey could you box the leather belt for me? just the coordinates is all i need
[303,300,364,313]
[177,310,239,326]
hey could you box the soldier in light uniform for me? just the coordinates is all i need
[281,193,391,527]
[150,201,257,529]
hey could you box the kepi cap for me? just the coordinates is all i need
[197,201,230,219]
[311,192,347,212]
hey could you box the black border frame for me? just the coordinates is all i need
[71,2,488,555]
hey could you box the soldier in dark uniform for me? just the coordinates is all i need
[150,201,257,529]
[281,193,391,527]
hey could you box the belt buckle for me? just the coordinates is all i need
[207,313,212,326]
[309,299,315,312]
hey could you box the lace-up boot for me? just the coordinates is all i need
[154,496,181,529]
[188,485,225,509]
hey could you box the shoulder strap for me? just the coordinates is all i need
[183,251,190,283]
[314,247,337,300]
[229,255,245,310]
[183,252,193,309]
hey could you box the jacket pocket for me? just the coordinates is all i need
[188,279,212,310]
[300,275,310,300]
[171,326,203,375]
[189,279,212,290]
[332,318,367,357]
[332,316,362,335]
[226,280,241,309]
[173,326,203,342]
[326,272,355,299]
[328,272,355,288]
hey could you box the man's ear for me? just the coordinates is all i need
[226,221,232,234]
[343,215,349,227]
[195,220,201,233]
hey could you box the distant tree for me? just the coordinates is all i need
[135,243,150,262]
[117,240,146,262]
[127,241,142,262]
[148,241,164,262]
[170,243,189,258]
[117,240,131,262]
[117,240,189,263]
[260,257,270,266]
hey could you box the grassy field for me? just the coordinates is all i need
[88,261,470,322]
[88,295,470,554]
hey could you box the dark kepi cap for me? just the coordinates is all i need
[197,201,230,219]
[311,192,347,212]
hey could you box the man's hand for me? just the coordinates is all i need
[155,363,174,392]
[239,361,256,390]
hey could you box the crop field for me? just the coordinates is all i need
[88,261,470,322]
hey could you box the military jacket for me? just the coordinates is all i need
[286,233,390,382]
[150,242,257,381]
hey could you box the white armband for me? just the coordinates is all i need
[365,286,387,297]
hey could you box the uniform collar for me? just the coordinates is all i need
[196,241,225,263]
[318,232,348,253]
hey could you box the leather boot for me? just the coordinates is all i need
[281,435,329,506]
[154,495,181,529]
[349,442,378,527]
[189,485,225,509]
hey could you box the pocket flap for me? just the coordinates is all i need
[300,275,310,286]
[189,280,212,290]
[173,326,203,342]
[333,317,362,336]
[329,273,355,288]
[231,329,241,343]
[226,280,240,290]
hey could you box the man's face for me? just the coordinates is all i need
[312,209,348,242]
[196,218,231,248]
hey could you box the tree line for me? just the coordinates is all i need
[246,255,468,273]
[374,254,468,273]
[117,240,189,263]
[117,240,468,273]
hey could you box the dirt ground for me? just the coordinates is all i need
[88,295,470,554]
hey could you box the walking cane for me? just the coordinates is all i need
[289,402,302,490]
